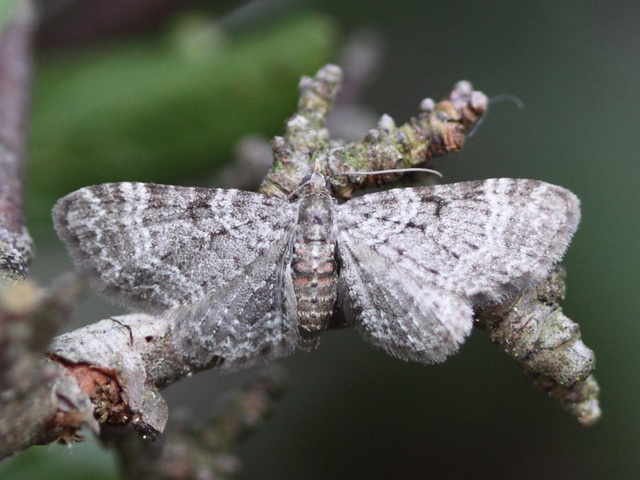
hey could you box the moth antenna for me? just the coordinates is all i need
[489,93,525,109]
[467,94,525,139]
[333,168,443,178]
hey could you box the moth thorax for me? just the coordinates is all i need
[292,194,337,349]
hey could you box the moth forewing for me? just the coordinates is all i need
[53,176,579,366]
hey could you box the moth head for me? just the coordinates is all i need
[290,172,332,200]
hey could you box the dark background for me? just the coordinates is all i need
[1,1,638,478]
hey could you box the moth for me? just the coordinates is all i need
[53,173,579,369]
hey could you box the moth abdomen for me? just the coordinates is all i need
[292,237,337,346]
[291,184,338,348]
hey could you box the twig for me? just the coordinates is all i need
[0,275,96,460]
[476,266,600,426]
[0,4,95,459]
[0,0,35,282]
[260,65,488,199]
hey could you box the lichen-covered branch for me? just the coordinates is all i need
[40,265,598,458]
[260,64,488,199]
[3,302,282,460]
[0,2,94,461]
[0,0,35,282]
[476,266,600,426]
[0,63,598,464]
[101,366,286,480]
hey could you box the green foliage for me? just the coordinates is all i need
[0,0,18,33]
[27,14,337,226]
[0,438,117,480]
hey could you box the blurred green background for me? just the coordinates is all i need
[2,0,639,479]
